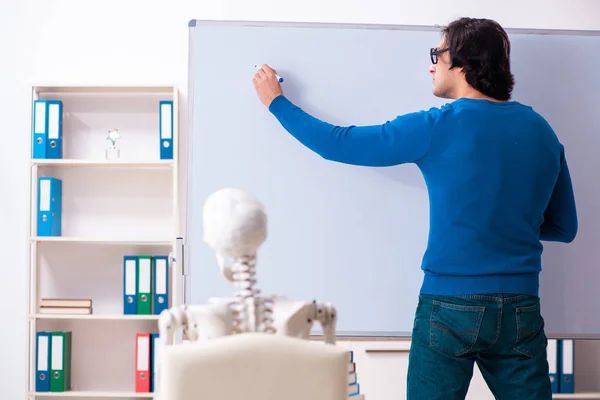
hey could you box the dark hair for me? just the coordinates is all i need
[442,17,515,101]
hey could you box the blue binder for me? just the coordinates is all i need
[150,333,159,392]
[45,100,63,159]
[123,256,138,314]
[153,256,169,315]
[32,100,49,159]
[37,177,62,236]
[559,339,575,393]
[36,331,51,392]
[159,100,173,159]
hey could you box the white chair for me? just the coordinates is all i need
[157,332,350,400]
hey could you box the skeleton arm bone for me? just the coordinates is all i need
[268,296,337,343]
[158,305,187,346]
[314,302,337,345]
[158,303,235,345]
[182,303,236,341]
[266,296,311,339]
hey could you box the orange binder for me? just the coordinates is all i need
[135,333,151,392]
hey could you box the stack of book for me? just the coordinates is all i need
[348,350,361,398]
[39,298,92,315]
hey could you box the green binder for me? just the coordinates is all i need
[137,255,153,314]
[50,331,71,392]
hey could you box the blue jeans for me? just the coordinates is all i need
[407,293,552,400]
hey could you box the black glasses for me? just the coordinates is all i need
[430,47,450,64]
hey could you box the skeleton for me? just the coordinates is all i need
[158,188,338,348]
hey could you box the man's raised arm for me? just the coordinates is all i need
[268,95,438,167]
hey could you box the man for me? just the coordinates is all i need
[253,17,577,400]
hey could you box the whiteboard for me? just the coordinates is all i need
[186,20,600,338]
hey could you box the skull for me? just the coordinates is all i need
[202,188,267,282]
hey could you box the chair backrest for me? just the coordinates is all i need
[158,333,350,400]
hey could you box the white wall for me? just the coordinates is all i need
[1,0,599,397]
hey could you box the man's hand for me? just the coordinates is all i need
[253,64,283,107]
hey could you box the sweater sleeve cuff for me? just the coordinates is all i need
[268,94,291,116]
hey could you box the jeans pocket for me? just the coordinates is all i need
[513,302,547,358]
[429,300,485,357]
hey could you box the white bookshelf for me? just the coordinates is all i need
[26,85,183,398]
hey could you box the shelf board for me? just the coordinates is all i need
[31,159,173,168]
[34,84,175,94]
[553,394,600,399]
[34,314,160,321]
[31,237,173,245]
[30,391,153,398]
[24,390,592,399]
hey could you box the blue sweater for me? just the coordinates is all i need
[268,95,578,296]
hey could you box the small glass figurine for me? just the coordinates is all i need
[106,129,121,160]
